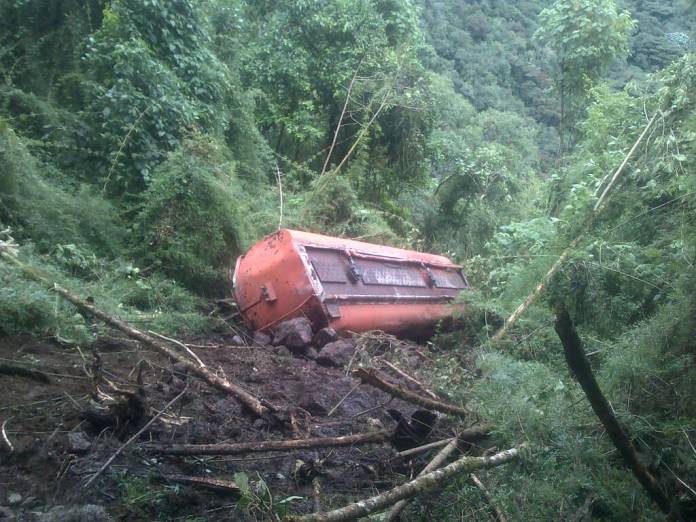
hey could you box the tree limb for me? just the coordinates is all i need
[290,444,527,522]
[144,430,391,456]
[352,367,469,418]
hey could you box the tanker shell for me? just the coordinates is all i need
[232,229,469,336]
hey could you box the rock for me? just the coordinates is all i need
[231,335,244,345]
[272,345,292,357]
[272,318,314,349]
[304,347,319,360]
[299,390,340,416]
[313,327,338,349]
[316,339,356,367]
[67,431,91,454]
[253,331,272,346]
[32,504,111,522]
[7,494,21,506]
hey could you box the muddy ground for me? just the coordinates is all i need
[0,327,478,521]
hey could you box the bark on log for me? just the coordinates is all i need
[352,367,469,418]
[385,438,459,521]
[290,445,527,522]
[0,364,51,384]
[144,430,391,456]
[0,249,272,418]
[554,309,677,518]
[161,474,239,493]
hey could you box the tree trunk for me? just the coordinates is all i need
[554,309,678,518]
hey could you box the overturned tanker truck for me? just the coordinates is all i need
[232,229,470,337]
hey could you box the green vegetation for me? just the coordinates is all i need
[1,0,695,519]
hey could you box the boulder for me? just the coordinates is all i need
[316,339,356,368]
[313,327,338,349]
[67,432,91,454]
[253,331,272,346]
[272,318,313,349]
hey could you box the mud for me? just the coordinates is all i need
[0,331,461,521]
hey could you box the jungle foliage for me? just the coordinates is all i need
[0,0,695,520]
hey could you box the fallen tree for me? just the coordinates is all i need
[555,308,680,519]
[352,367,469,418]
[144,430,391,456]
[290,444,527,522]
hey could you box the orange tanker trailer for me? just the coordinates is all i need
[232,229,469,336]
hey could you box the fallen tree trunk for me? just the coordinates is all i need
[0,248,272,418]
[385,438,459,521]
[290,444,527,522]
[0,363,51,384]
[144,430,391,456]
[352,368,469,418]
[554,309,677,518]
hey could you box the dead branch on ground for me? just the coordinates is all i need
[379,360,439,400]
[0,363,51,384]
[144,430,391,456]
[555,308,678,518]
[352,367,469,418]
[161,474,239,493]
[290,444,527,522]
[385,438,459,521]
[84,382,189,488]
[396,424,491,459]
[470,473,508,522]
[0,247,273,418]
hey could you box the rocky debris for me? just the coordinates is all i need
[31,504,111,522]
[6,495,21,507]
[253,331,272,346]
[231,335,244,345]
[304,346,319,360]
[272,318,313,349]
[271,345,292,357]
[67,432,91,454]
[313,327,338,349]
[0,506,14,520]
[316,339,356,368]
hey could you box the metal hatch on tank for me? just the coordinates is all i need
[232,229,470,336]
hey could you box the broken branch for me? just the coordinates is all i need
[385,437,459,521]
[470,473,508,522]
[144,430,391,456]
[161,474,239,493]
[352,367,469,418]
[0,363,51,384]
[147,330,206,368]
[291,444,527,522]
[396,424,490,459]
[380,360,439,400]
[85,382,189,488]
[0,249,272,418]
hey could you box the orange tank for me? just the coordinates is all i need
[232,229,469,336]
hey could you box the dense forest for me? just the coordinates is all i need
[0,0,695,520]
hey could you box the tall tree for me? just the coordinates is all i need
[534,0,635,152]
